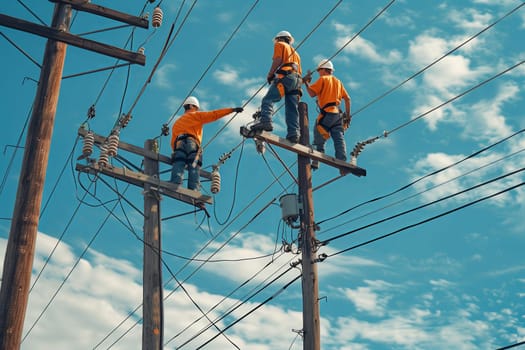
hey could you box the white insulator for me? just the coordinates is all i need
[152,7,163,28]
[138,47,145,55]
[106,133,119,157]
[255,139,266,154]
[211,168,221,194]
[98,146,109,167]
[82,131,95,157]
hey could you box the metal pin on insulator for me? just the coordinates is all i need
[119,113,132,128]
[87,105,96,119]
[152,6,163,28]
[255,139,266,154]
[211,167,221,194]
[161,123,170,136]
[106,132,119,157]
[82,131,95,158]
[98,145,109,167]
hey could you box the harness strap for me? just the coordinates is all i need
[276,62,298,75]
[286,89,302,96]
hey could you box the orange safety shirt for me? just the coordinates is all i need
[308,75,349,114]
[170,108,234,150]
[273,41,302,76]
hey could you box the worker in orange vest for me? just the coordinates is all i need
[170,96,243,190]
[250,30,303,143]
[303,59,351,169]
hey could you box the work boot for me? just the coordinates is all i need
[250,121,273,132]
[286,135,299,144]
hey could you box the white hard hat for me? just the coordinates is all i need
[183,96,200,109]
[317,59,334,71]
[274,30,294,45]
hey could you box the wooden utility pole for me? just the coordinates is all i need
[0,4,71,349]
[75,128,212,349]
[142,139,163,350]
[0,2,148,348]
[242,102,366,349]
[297,102,320,350]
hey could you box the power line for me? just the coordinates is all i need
[195,274,301,349]
[0,105,31,197]
[163,253,289,346]
[317,127,525,226]
[321,165,525,247]
[201,0,345,150]
[326,179,525,258]
[164,0,262,126]
[320,146,525,237]
[495,340,525,350]
[386,59,525,136]
[324,0,397,66]
[92,170,295,348]
[0,31,41,67]
[21,184,133,343]
[352,1,525,117]
[123,0,199,121]
[176,264,296,349]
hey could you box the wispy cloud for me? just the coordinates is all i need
[154,63,177,89]
[332,22,403,64]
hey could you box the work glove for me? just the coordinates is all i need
[343,112,352,130]
[267,73,274,84]
[302,70,312,84]
[233,107,244,113]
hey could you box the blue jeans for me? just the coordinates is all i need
[170,138,201,191]
[260,73,302,139]
[313,112,347,161]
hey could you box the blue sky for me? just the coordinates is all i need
[1,1,525,349]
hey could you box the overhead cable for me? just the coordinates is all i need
[164,0,262,127]
[195,274,301,349]
[317,127,525,226]
[352,1,525,117]
[385,59,525,137]
[321,166,525,246]
[325,179,525,257]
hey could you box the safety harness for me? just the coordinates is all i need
[172,134,202,167]
[316,102,342,140]
[274,62,302,97]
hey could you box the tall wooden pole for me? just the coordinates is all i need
[298,102,321,350]
[142,139,163,350]
[0,4,71,349]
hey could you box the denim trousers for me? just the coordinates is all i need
[260,73,302,139]
[313,112,347,161]
[170,138,201,191]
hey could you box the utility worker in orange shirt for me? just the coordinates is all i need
[250,30,303,143]
[170,96,243,191]
[303,59,351,169]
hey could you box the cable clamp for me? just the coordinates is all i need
[290,259,302,268]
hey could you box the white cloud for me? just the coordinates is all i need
[461,81,517,142]
[410,151,520,206]
[339,279,394,316]
[155,63,177,89]
[332,22,402,64]
[0,232,306,350]
[448,8,493,31]
[200,231,298,285]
